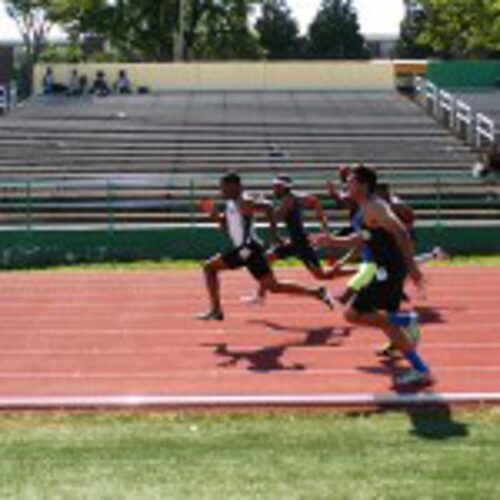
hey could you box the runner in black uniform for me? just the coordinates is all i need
[316,166,434,387]
[244,175,351,305]
[198,173,334,321]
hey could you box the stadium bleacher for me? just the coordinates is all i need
[0,90,497,227]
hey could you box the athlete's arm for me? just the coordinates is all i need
[274,196,293,222]
[302,194,329,232]
[364,200,423,287]
[312,232,364,250]
[327,181,356,211]
[199,199,226,230]
[392,201,415,229]
[244,198,279,243]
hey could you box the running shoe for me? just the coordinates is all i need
[318,287,335,310]
[395,369,434,387]
[197,310,224,321]
[432,246,449,261]
[240,293,266,307]
[376,342,403,360]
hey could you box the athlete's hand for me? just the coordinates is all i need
[409,264,425,290]
[311,232,332,249]
[199,198,215,214]
[339,165,351,184]
[327,181,338,198]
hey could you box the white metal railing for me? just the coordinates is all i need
[414,77,499,149]
[455,99,474,143]
[476,113,496,148]
[439,89,455,128]
[0,85,8,113]
[424,80,439,116]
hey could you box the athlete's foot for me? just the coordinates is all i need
[432,246,449,261]
[395,369,434,388]
[318,287,335,310]
[376,342,403,360]
[240,293,266,307]
[197,310,224,321]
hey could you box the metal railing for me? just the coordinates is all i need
[476,113,497,148]
[0,172,495,233]
[413,76,498,150]
[0,85,8,114]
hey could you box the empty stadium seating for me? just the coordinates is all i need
[0,91,498,227]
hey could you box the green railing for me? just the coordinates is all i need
[0,172,498,268]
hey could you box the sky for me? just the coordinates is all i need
[0,0,405,42]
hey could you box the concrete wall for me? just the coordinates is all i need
[34,61,396,93]
[1,223,498,269]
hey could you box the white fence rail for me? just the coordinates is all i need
[414,76,498,150]
[476,113,496,148]
[0,85,8,114]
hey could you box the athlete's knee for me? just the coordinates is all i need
[344,307,361,324]
[309,267,328,280]
[260,275,280,293]
[202,260,217,275]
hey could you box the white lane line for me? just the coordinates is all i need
[0,366,499,379]
[1,343,500,356]
[0,392,499,409]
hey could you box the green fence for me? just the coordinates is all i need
[427,61,500,89]
[0,173,498,269]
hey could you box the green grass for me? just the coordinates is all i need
[8,255,500,273]
[0,409,499,499]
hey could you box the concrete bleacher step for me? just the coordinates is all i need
[0,90,491,226]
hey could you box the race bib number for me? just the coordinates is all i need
[239,247,251,260]
[376,267,388,282]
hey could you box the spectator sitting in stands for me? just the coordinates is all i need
[67,69,83,97]
[42,67,54,94]
[90,71,111,97]
[115,70,132,95]
[42,67,68,95]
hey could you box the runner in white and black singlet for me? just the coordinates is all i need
[197,173,334,321]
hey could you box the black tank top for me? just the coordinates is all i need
[360,203,408,278]
[284,194,309,247]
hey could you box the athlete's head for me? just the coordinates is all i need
[220,172,242,200]
[375,182,391,202]
[347,165,377,202]
[272,175,293,198]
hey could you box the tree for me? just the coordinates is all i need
[188,0,263,60]
[396,1,435,58]
[6,0,52,94]
[411,0,500,59]
[308,0,368,60]
[255,0,302,59]
[47,0,263,62]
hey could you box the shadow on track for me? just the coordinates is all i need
[203,323,351,373]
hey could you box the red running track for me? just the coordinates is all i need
[0,266,499,409]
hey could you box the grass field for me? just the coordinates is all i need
[1,409,499,499]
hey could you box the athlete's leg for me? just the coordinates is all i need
[199,255,231,319]
[344,306,431,385]
[258,271,334,309]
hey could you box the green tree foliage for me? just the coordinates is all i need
[404,0,500,59]
[5,0,53,94]
[255,0,302,59]
[190,0,263,60]
[396,1,435,58]
[307,0,368,60]
[45,0,262,61]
